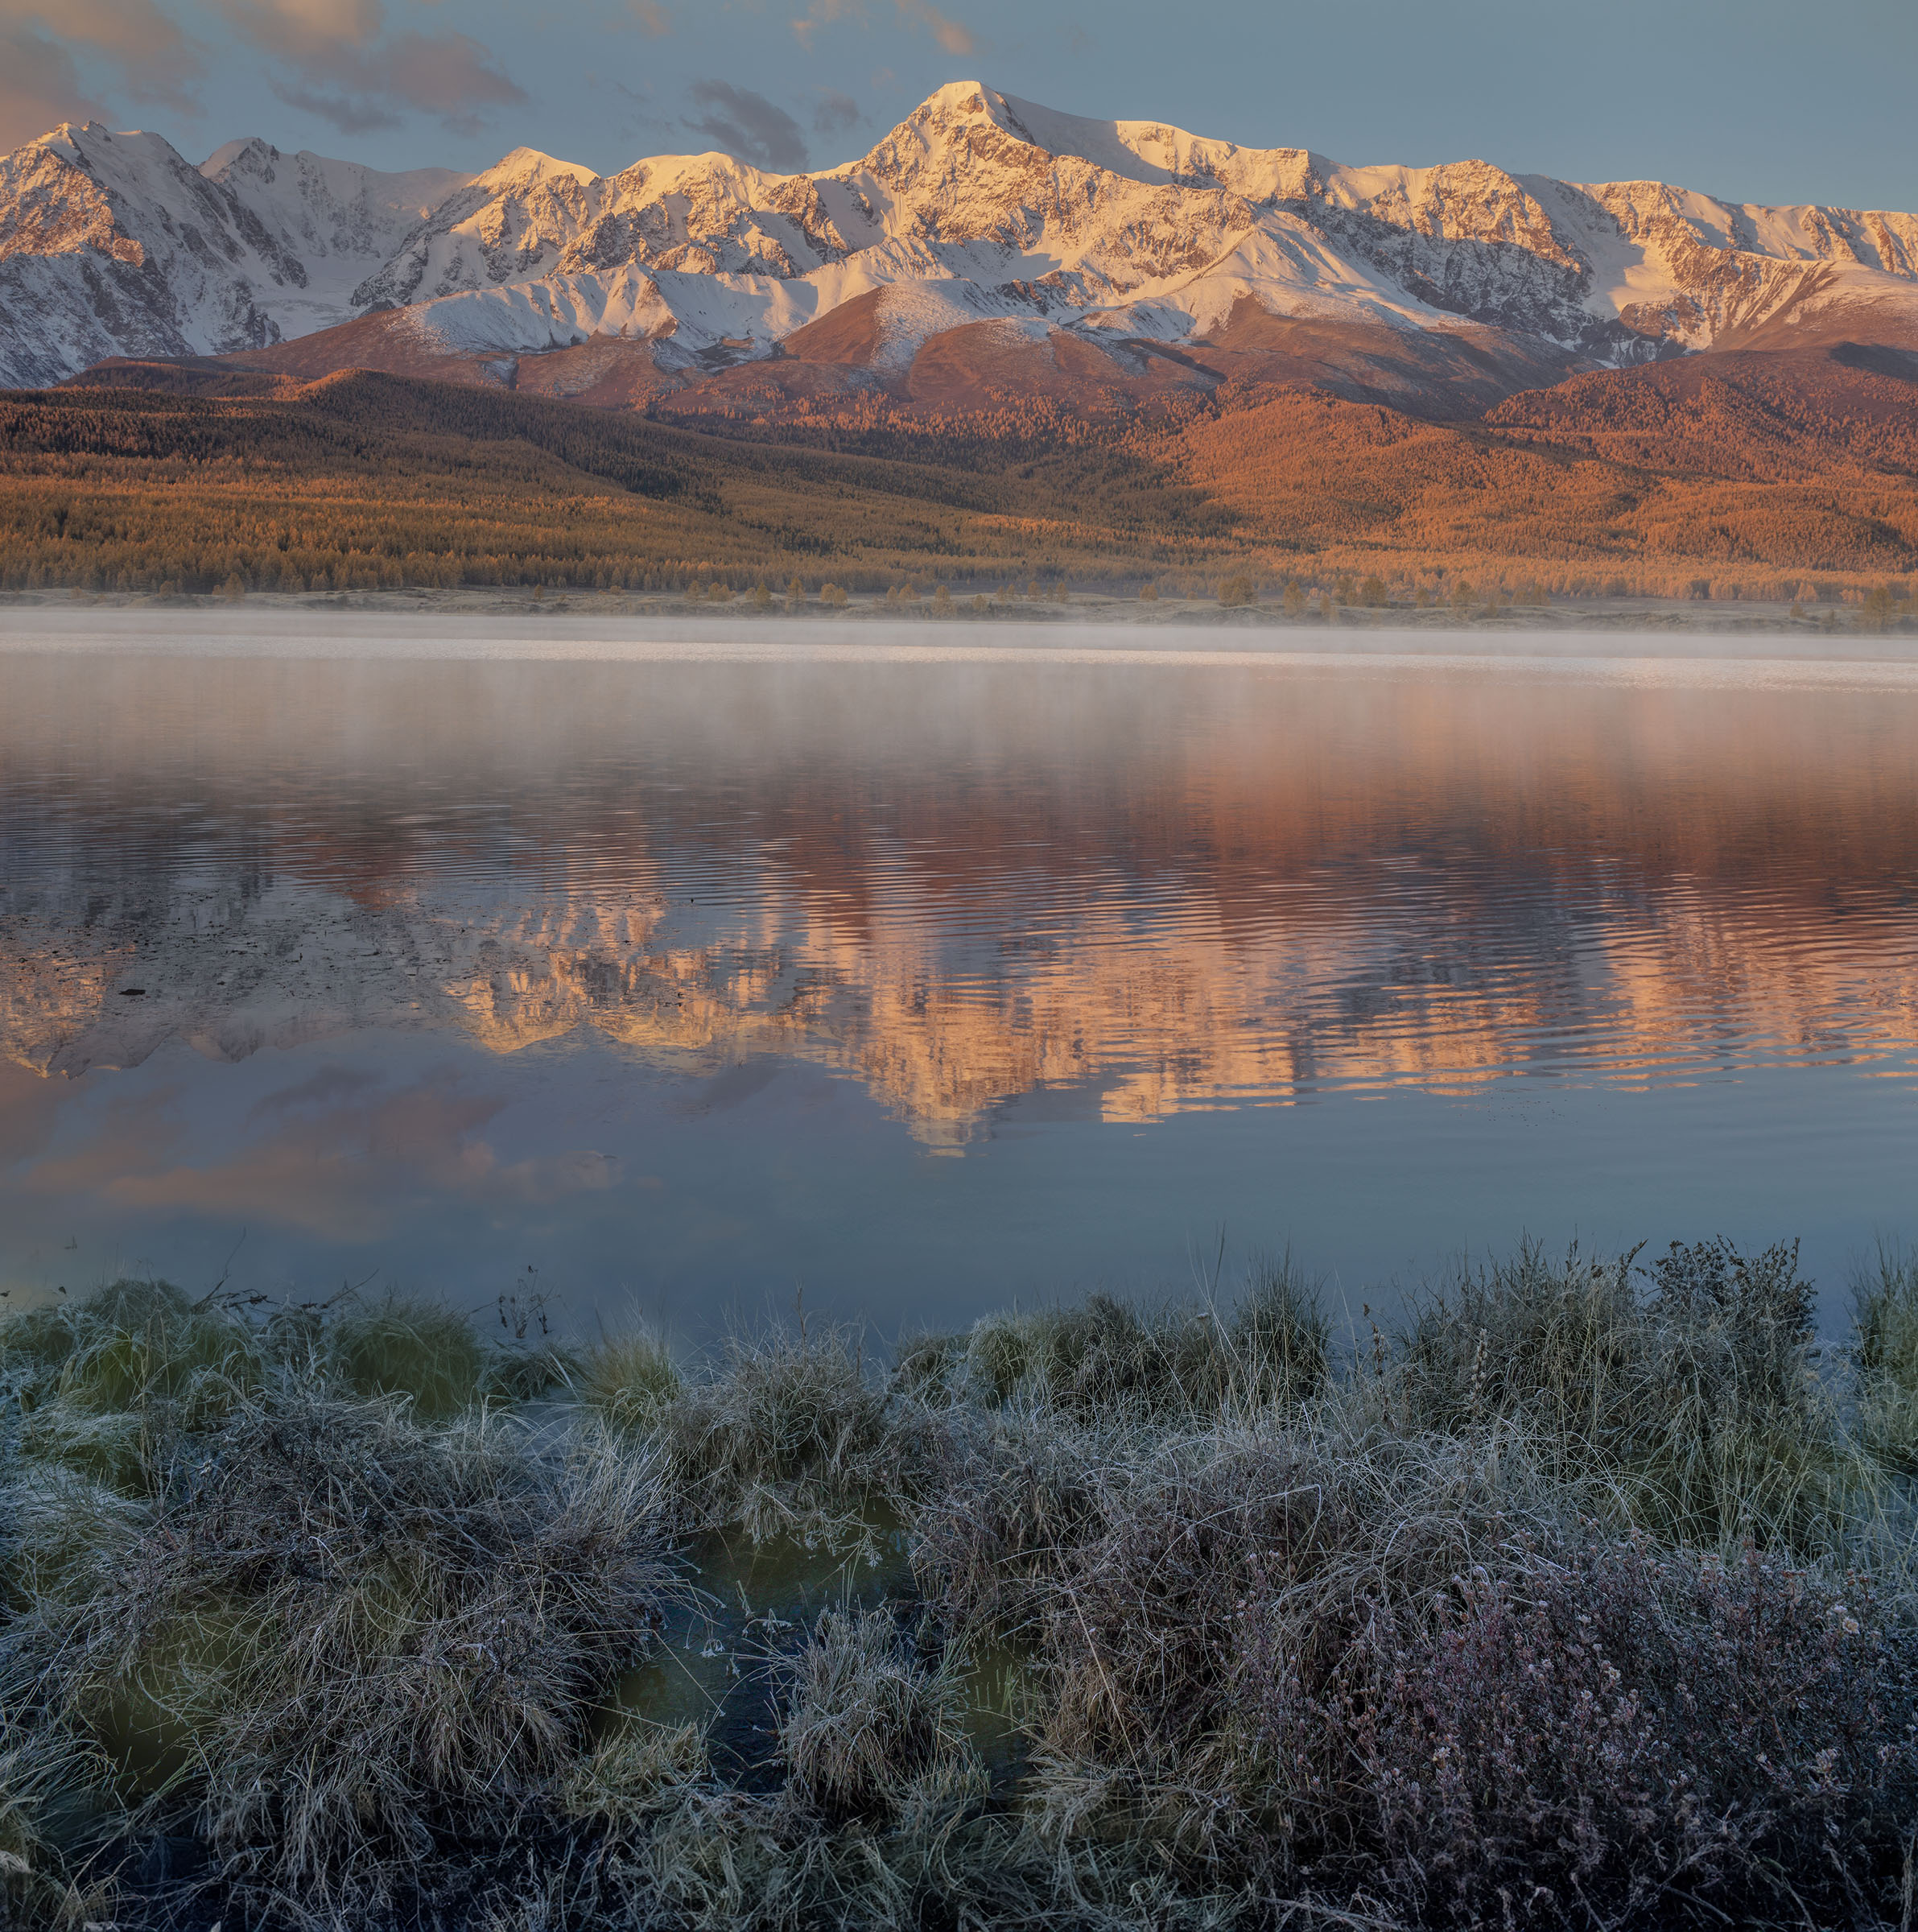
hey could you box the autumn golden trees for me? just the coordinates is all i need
[3,352,1916,604]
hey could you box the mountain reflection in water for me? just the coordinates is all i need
[2,647,1915,1323]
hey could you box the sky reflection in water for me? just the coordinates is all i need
[2,643,1915,1338]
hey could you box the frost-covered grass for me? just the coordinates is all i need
[1857,1243,1918,1476]
[2,1245,1915,1930]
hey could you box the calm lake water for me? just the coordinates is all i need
[2,620,1916,1340]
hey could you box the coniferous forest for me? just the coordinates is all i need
[4,350,1916,610]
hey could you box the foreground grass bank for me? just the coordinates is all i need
[3,1240,1916,1930]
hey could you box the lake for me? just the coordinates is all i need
[3,613,1916,1342]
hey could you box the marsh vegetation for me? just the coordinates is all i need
[2,1242,1916,1930]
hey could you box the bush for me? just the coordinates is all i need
[1217,574,1256,608]
[1351,1538,1918,1927]
[1398,1240,1865,1549]
[1030,1425,1569,1876]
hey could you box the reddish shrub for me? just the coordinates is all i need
[1332,1540,1918,1927]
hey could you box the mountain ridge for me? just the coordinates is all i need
[4,83,1917,405]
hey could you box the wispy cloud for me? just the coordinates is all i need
[791,0,975,58]
[897,0,972,56]
[0,0,203,138]
[683,76,807,171]
[0,23,105,150]
[812,86,860,141]
[266,75,399,134]
[210,0,525,137]
[627,0,669,33]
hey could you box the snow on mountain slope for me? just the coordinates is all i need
[324,82,1918,372]
[371,85,1484,373]
[204,139,469,336]
[4,82,1916,392]
[0,122,470,386]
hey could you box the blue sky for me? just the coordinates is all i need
[3,0,1914,212]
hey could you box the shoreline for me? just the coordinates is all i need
[4,589,1918,679]
[4,580,1917,641]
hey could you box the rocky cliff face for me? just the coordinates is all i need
[4,82,1915,391]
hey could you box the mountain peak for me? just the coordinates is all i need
[202,137,274,180]
[5,92,1917,394]
[476,147,601,191]
[909,81,1004,122]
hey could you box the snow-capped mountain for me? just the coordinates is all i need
[4,81,1916,394]
[0,123,468,386]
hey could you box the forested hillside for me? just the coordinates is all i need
[2,349,1916,603]
[0,372,1234,596]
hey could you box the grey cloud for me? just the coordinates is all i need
[212,0,525,138]
[683,77,807,172]
[0,23,105,148]
[812,87,860,141]
[267,74,402,134]
[0,0,204,120]
[377,30,528,134]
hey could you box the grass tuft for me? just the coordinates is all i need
[563,1719,712,1831]
[578,1326,681,1434]
[4,1280,264,1491]
[325,1288,490,1418]
[654,1321,930,1540]
[10,1386,683,1913]
[1856,1243,1918,1474]
[1399,1237,1876,1550]
[1225,1249,1331,1406]
[773,1605,971,1824]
